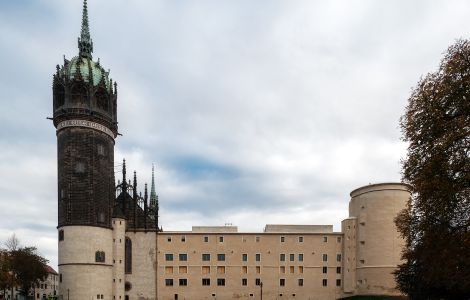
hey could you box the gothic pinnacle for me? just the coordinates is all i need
[78,0,93,58]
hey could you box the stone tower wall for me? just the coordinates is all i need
[58,226,113,299]
[343,183,409,297]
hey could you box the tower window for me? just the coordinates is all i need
[58,230,64,241]
[54,84,65,109]
[95,88,109,111]
[125,238,132,274]
[95,251,105,263]
[70,83,87,106]
[97,144,105,156]
[75,162,85,173]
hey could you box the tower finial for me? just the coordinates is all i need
[150,164,157,208]
[78,0,93,58]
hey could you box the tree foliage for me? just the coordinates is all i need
[396,39,470,299]
[0,235,49,296]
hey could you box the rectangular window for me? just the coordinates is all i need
[179,253,187,261]
[202,278,210,286]
[202,253,210,261]
[179,279,187,286]
[255,278,261,286]
[280,279,285,286]
[204,236,209,243]
[256,266,261,274]
[255,253,261,262]
[165,254,173,261]
[202,266,210,274]
[323,266,327,274]
[242,266,248,274]
[322,254,328,262]
[255,236,260,242]
[280,266,285,273]
[290,254,295,261]
[337,254,342,262]
[167,236,172,242]
[242,278,247,286]
[298,266,303,274]
[242,254,247,262]
[217,266,225,274]
[165,266,174,274]
[337,236,341,243]
[298,254,303,261]
[165,279,173,286]
[323,236,328,243]
[280,254,285,261]
[322,279,328,287]
[217,254,225,261]
[336,267,341,274]
[290,266,295,273]
[336,279,341,287]
[181,236,186,242]
[280,236,285,243]
[298,236,303,243]
[217,278,225,286]
[179,266,187,274]
[219,236,224,243]
[298,279,304,286]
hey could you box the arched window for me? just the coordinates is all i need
[54,84,65,109]
[95,251,105,263]
[125,238,132,274]
[70,83,87,106]
[95,88,109,111]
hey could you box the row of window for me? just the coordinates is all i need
[165,278,342,287]
[165,253,341,262]
[164,265,341,275]
[166,236,342,243]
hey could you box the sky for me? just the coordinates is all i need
[1,0,470,269]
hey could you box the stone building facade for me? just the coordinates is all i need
[53,2,410,300]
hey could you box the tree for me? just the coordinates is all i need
[10,246,49,296]
[0,235,49,298]
[397,39,470,299]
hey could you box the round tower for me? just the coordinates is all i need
[53,1,117,299]
[347,183,410,296]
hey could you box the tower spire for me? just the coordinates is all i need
[78,0,93,58]
[150,164,157,208]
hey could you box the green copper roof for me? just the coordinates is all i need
[64,56,110,89]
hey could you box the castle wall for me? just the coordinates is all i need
[342,183,409,297]
[125,231,157,300]
[113,218,126,299]
[156,232,343,300]
[58,225,113,300]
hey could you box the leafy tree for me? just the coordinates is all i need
[397,39,470,299]
[10,246,49,296]
[0,235,49,297]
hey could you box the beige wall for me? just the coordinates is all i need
[156,232,343,300]
[342,183,409,298]
[113,218,126,300]
[125,231,157,300]
[58,226,113,300]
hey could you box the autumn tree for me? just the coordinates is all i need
[396,39,470,299]
[0,235,49,297]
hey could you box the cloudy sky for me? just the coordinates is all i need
[1,0,470,268]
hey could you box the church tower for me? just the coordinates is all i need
[53,1,117,298]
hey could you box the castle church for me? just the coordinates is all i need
[52,2,409,299]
